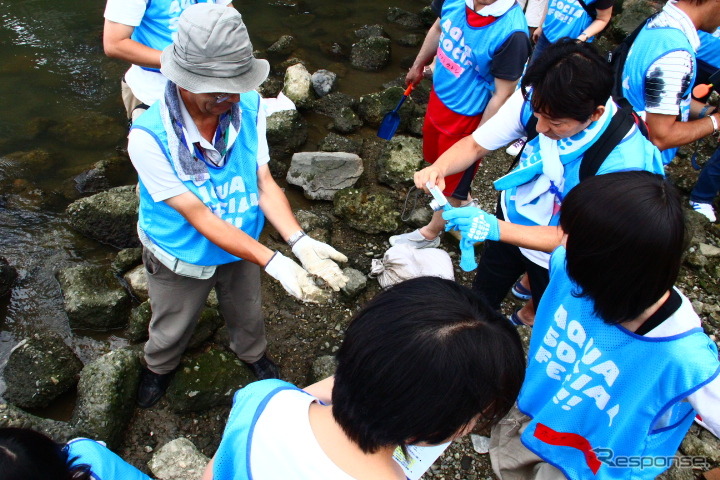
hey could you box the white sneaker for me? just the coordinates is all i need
[505,137,527,156]
[690,201,716,222]
[389,229,441,249]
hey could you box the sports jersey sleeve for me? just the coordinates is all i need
[103,0,148,27]
[491,31,531,81]
[128,128,189,202]
[472,88,527,150]
[644,50,694,116]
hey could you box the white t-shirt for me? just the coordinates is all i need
[249,389,357,479]
[103,0,231,105]
[128,91,270,203]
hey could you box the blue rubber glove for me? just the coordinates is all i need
[443,206,501,243]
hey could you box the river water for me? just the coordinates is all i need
[0,0,426,407]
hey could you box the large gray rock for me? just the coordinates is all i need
[3,333,83,409]
[124,264,149,302]
[57,265,131,330]
[354,24,387,39]
[311,69,337,97]
[265,110,308,160]
[283,63,314,109]
[66,185,140,248]
[0,401,76,442]
[72,348,141,448]
[378,136,424,188]
[351,36,391,72]
[166,347,255,413]
[359,86,416,128]
[333,187,400,234]
[287,152,364,201]
[0,256,17,297]
[149,438,210,480]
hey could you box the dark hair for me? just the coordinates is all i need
[332,277,525,454]
[559,171,686,324]
[0,428,92,480]
[521,38,613,121]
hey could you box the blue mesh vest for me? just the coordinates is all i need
[542,0,598,43]
[131,0,213,72]
[518,247,720,479]
[621,23,695,165]
[433,0,528,116]
[132,92,265,267]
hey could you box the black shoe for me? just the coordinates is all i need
[137,367,174,408]
[246,355,280,380]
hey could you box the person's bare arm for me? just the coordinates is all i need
[497,221,564,252]
[532,1,549,43]
[477,77,519,128]
[414,135,491,191]
[407,18,441,86]
[255,164,304,241]
[164,191,275,266]
[578,6,612,39]
[103,19,163,68]
[645,111,720,151]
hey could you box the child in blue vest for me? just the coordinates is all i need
[201,277,527,480]
[0,427,150,480]
[446,171,720,479]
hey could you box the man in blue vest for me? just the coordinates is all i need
[103,0,231,123]
[621,0,720,169]
[127,4,349,408]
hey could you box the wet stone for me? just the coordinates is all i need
[311,69,337,97]
[387,7,423,29]
[333,187,400,234]
[340,267,367,299]
[358,86,417,128]
[0,402,76,443]
[287,152,364,201]
[3,332,83,409]
[313,91,358,117]
[267,35,296,57]
[127,300,151,344]
[57,264,131,331]
[319,133,363,155]
[72,348,141,448]
[66,185,140,249]
[166,347,255,413]
[377,135,424,188]
[111,247,142,276]
[283,63,314,109]
[266,110,308,161]
[351,36,391,72]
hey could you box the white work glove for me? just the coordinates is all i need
[264,252,324,303]
[291,234,349,291]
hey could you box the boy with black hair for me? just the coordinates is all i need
[444,171,720,479]
[414,39,664,323]
[201,277,526,480]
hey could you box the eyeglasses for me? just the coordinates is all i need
[214,93,233,103]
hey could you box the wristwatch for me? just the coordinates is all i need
[579,32,589,41]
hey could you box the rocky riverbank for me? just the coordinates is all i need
[0,1,719,478]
